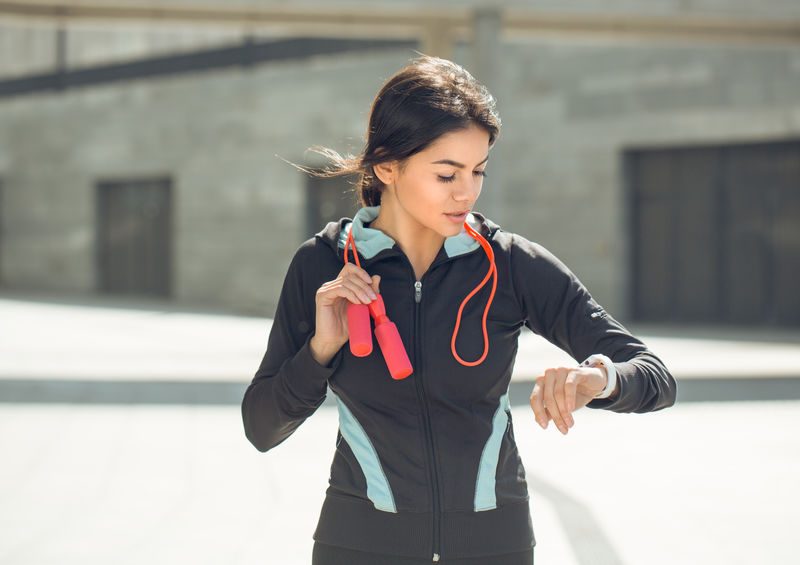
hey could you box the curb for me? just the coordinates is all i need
[2,377,799,405]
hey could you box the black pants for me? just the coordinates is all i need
[312,541,534,565]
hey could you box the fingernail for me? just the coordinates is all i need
[369,291,377,299]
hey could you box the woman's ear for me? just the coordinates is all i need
[372,161,396,186]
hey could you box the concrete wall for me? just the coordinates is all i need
[1,3,799,317]
[2,0,800,77]
[0,18,266,78]
[490,40,800,313]
[0,50,411,314]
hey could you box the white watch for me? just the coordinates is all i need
[581,353,617,399]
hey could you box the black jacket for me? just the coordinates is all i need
[241,205,677,561]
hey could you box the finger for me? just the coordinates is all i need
[554,369,574,430]
[371,275,381,294]
[344,275,378,301]
[340,278,376,303]
[544,405,555,424]
[544,368,568,435]
[319,280,367,306]
[530,376,549,429]
[563,370,579,428]
[343,262,374,285]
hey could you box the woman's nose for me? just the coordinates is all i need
[453,177,481,201]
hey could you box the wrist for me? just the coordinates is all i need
[310,335,342,367]
[581,354,618,400]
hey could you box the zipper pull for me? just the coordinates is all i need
[414,280,422,303]
[432,553,440,562]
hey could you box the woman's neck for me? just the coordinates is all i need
[369,201,444,279]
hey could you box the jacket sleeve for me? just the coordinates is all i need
[510,233,677,413]
[241,242,345,452]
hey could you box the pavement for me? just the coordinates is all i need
[1,288,799,564]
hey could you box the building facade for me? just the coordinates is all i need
[0,0,798,326]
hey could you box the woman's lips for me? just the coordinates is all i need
[444,211,468,223]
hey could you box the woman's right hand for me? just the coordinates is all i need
[310,263,381,362]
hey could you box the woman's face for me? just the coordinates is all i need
[377,124,491,238]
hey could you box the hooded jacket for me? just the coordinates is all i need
[241,205,677,562]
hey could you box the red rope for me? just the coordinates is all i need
[343,219,496,367]
[344,226,361,269]
[451,222,496,366]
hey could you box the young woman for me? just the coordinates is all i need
[242,54,677,564]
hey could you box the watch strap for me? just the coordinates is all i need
[581,353,617,399]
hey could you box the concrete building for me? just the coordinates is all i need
[0,0,798,326]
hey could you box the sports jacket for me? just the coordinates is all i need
[241,205,677,562]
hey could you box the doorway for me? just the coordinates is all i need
[95,177,173,297]
[626,139,800,327]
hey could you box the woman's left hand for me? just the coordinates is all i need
[529,365,608,435]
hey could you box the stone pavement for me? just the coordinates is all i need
[1,289,799,564]
[2,289,800,404]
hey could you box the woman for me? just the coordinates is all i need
[241,54,677,564]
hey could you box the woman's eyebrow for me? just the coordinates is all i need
[430,155,489,168]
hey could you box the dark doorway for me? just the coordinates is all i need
[95,177,172,297]
[626,139,800,327]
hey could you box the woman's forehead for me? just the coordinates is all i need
[419,130,491,165]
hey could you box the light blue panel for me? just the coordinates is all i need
[443,212,481,257]
[338,205,395,259]
[474,391,511,511]
[339,205,481,259]
[331,391,397,513]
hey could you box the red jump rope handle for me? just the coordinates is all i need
[368,295,413,380]
[346,302,372,357]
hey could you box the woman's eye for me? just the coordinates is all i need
[437,171,488,183]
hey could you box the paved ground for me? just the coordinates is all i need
[1,290,799,564]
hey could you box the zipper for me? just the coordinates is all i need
[399,244,489,562]
[405,268,443,562]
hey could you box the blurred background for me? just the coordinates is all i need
[0,1,799,564]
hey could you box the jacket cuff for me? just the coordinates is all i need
[281,333,344,405]
[585,360,634,410]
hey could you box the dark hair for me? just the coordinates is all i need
[285,52,502,209]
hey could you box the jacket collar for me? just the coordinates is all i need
[316,204,500,265]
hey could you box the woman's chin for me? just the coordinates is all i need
[442,223,465,237]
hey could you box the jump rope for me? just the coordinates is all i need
[343,218,497,379]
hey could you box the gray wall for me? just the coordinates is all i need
[1,3,799,317]
[493,40,800,315]
[0,49,404,314]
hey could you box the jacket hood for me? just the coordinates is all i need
[315,205,502,264]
